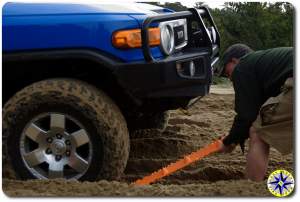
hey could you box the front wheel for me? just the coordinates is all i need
[3,79,130,181]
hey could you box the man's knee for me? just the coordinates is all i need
[249,126,269,147]
[249,126,256,136]
[249,127,259,142]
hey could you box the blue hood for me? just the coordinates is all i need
[3,1,171,62]
[3,2,172,16]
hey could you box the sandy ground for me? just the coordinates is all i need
[2,85,294,197]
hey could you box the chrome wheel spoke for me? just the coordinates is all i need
[24,123,46,142]
[68,154,89,173]
[50,114,65,131]
[71,129,89,147]
[48,162,64,179]
[21,112,92,179]
[23,149,46,167]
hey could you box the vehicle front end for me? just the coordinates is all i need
[114,6,220,111]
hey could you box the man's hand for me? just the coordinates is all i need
[218,135,237,153]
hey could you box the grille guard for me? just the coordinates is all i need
[141,7,220,65]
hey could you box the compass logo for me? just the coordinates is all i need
[267,169,294,197]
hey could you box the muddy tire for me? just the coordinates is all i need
[128,111,170,132]
[2,79,129,181]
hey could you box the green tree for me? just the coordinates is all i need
[208,2,294,54]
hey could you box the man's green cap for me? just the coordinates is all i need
[216,43,253,77]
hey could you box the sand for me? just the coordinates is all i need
[2,85,294,197]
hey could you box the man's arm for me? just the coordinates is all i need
[223,69,263,150]
[223,115,253,151]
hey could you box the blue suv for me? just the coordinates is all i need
[2,2,220,181]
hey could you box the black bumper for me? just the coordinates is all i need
[115,48,215,98]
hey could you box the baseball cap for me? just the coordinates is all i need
[215,43,253,77]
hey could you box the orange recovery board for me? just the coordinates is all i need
[134,139,222,185]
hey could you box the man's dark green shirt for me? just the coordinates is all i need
[223,47,294,146]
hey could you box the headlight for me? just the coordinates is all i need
[159,19,187,55]
[160,24,175,55]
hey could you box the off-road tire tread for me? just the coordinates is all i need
[3,78,129,180]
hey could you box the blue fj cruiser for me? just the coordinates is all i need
[2,2,220,181]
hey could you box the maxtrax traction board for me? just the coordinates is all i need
[134,139,222,185]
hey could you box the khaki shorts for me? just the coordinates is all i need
[253,77,293,155]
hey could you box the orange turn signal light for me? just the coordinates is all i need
[112,28,160,49]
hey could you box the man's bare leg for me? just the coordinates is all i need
[246,127,270,181]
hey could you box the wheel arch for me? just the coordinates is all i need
[2,49,137,112]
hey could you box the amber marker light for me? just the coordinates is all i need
[112,27,160,49]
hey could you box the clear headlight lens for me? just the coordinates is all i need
[159,19,187,55]
[160,24,175,55]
